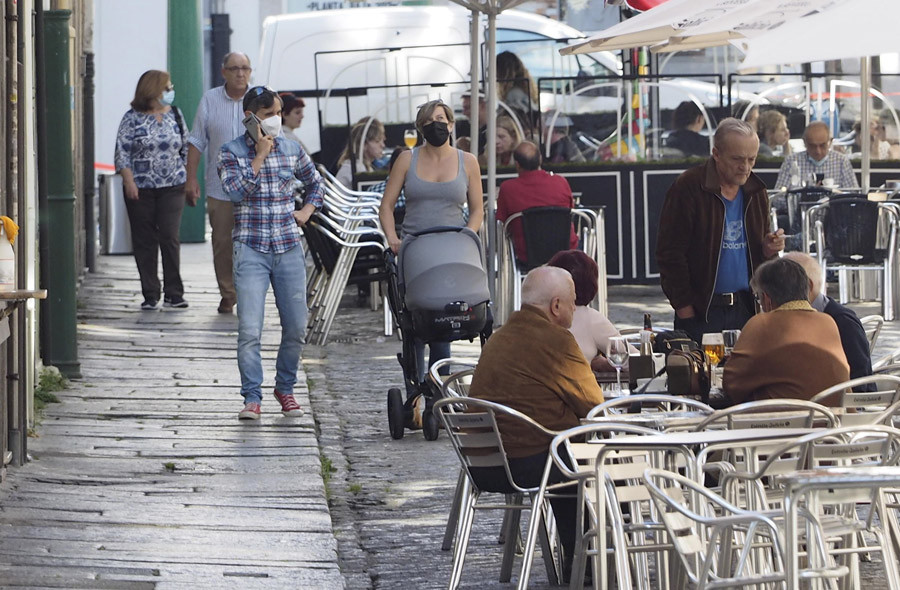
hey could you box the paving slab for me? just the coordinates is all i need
[0,243,343,589]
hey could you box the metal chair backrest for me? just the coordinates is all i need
[587,394,713,419]
[505,206,573,271]
[823,197,882,263]
[428,359,477,398]
[860,314,884,352]
[874,347,900,372]
[694,398,838,431]
[643,467,790,589]
[433,397,557,495]
[811,375,900,424]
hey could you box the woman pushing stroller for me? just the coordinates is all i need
[379,100,484,379]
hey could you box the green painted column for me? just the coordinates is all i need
[43,10,81,378]
[168,0,206,243]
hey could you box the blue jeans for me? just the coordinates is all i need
[233,241,308,404]
[414,340,451,382]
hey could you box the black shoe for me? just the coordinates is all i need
[140,299,159,311]
[163,295,188,309]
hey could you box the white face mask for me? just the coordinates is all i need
[161,89,175,106]
[260,115,282,138]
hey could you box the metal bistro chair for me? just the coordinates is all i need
[587,394,714,419]
[516,422,663,590]
[811,374,900,426]
[496,206,604,325]
[809,197,899,321]
[860,314,885,353]
[873,348,900,373]
[643,467,848,590]
[718,425,900,589]
[432,397,563,589]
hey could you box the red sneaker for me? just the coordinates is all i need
[238,402,261,420]
[274,391,304,417]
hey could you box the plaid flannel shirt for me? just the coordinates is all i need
[774,150,859,190]
[218,134,324,254]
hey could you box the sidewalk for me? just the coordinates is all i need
[0,243,342,589]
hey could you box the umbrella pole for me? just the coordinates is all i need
[486,11,498,302]
[469,10,480,158]
[860,56,871,190]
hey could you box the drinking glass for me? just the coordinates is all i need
[404,128,418,148]
[722,329,741,359]
[702,333,725,368]
[607,336,629,394]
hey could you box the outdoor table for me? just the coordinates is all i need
[590,427,817,590]
[781,465,900,590]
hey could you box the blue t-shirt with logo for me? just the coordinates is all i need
[713,187,750,294]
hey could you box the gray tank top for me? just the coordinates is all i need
[401,147,467,236]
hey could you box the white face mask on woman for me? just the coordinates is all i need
[260,115,283,138]
[161,89,175,106]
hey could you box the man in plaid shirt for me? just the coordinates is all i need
[218,86,324,421]
[774,121,859,190]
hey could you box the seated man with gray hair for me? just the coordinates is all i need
[469,265,604,580]
[784,252,873,387]
[723,257,849,405]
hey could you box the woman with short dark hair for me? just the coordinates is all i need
[115,69,189,310]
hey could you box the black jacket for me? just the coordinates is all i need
[823,296,874,389]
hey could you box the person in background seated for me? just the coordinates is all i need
[774,121,859,189]
[546,115,587,164]
[664,101,710,158]
[784,252,873,389]
[496,141,577,266]
[457,91,488,156]
[369,146,409,229]
[723,257,849,405]
[756,110,791,158]
[497,50,539,139]
[548,249,633,373]
[279,92,306,149]
[483,115,521,168]
[732,100,759,133]
[850,118,891,160]
[335,116,386,188]
[469,265,604,582]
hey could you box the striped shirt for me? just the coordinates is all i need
[187,86,246,201]
[218,134,324,254]
[774,151,859,190]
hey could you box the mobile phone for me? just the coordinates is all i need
[242,113,265,143]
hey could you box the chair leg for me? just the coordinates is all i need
[500,498,524,583]
[442,470,467,551]
[536,502,561,585]
[448,490,479,590]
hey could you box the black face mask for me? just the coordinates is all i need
[422,121,450,147]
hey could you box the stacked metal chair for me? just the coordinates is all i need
[304,165,388,345]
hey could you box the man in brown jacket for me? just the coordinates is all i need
[656,117,786,343]
[723,257,849,404]
[469,265,604,579]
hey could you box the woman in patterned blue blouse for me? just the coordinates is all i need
[115,70,190,311]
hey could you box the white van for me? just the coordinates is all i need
[256,6,624,155]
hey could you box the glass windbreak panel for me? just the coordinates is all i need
[536,74,724,162]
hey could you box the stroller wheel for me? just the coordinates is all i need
[423,407,439,441]
[387,388,405,440]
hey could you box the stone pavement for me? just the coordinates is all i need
[0,243,342,589]
[0,239,897,589]
[308,280,899,590]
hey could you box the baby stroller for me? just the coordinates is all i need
[385,226,492,440]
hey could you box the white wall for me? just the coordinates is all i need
[224,0,262,73]
[93,0,168,170]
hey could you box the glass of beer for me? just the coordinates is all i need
[702,332,725,368]
[404,128,418,148]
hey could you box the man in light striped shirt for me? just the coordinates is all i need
[186,51,250,314]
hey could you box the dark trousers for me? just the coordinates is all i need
[124,184,186,301]
[673,290,755,344]
[469,451,577,564]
